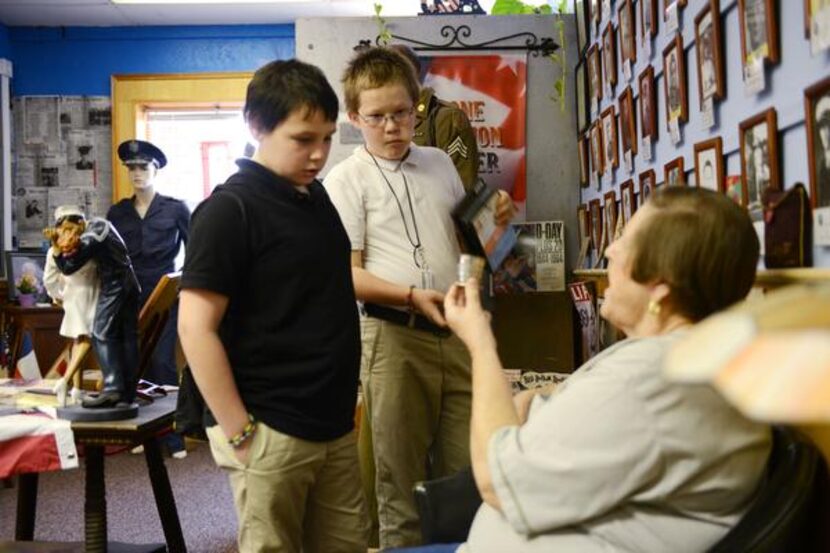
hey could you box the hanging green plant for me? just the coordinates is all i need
[491,0,569,113]
[374,3,393,46]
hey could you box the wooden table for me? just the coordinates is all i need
[1,305,64,377]
[13,394,186,553]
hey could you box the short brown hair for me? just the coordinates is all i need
[629,187,759,322]
[388,44,422,76]
[342,47,420,114]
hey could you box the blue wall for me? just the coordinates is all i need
[8,24,295,96]
[0,24,10,59]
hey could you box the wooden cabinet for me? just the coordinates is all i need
[2,305,65,377]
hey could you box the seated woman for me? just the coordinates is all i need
[422,188,771,552]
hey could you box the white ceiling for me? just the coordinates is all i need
[0,0,420,27]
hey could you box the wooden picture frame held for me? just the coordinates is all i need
[602,23,617,91]
[618,86,638,157]
[618,0,637,66]
[639,168,656,203]
[640,0,658,45]
[738,0,779,69]
[601,105,619,170]
[620,179,637,224]
[739,107,779,211]
[663,34,688,129]
[805,75,830,208]
[664,156,686,187]
[694,137,725,192]
[694,0,726,107]
[639,65,658,142]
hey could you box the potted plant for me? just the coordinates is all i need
[16,273,39,307]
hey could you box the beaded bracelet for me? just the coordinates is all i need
[228,414,257,449]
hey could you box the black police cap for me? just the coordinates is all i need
[117,139,167,169]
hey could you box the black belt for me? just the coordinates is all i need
[364,303,451,338]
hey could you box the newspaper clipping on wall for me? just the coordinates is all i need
[491,221,565,294]
[12,96,112,248]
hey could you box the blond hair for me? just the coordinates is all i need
[342,47,420,114]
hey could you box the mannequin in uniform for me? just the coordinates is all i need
[108,140,190,454]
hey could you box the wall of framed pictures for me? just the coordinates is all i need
[573,0,830,269]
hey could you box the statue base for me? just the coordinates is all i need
[57,402,139,422]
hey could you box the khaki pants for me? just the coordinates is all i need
[360,318,472,548]
[207,423,369,553]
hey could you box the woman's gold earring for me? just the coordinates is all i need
[647,299,661,316]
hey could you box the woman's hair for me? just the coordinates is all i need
[629,187,759,322]
[341,47,420,114]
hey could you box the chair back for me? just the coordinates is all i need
[414,466,482,544]
[134,271,181,387]
[709,426,826,553]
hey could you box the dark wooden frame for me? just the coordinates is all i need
[575,60,589,133]
[664,156,686,187]
[618,86,637,156]
[640,0,658,43]
[804,76,830,208]
[739,107,780,209]
[601,105,619,169]
[575,0,591,54]
[620,179,637,223]
[603,190,618,244]
[663,0,687,21]
[589,198,603,254]
[578,133,590,186]
[662,34,688,129]
[602,22,617,90]
[578,203,590,243]
[738,0,779,68]
[638,65,658,141]
[618,0,637,65]
[590,120,605,177]
[694,137,725,192]
[639,169,656,203]
[694,0,725,107]
[588,44,603,101]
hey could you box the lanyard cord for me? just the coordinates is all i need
[366,147,426,268]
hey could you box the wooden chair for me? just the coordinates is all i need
[46,271,182,401]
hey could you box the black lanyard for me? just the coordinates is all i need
[366,147,427,269]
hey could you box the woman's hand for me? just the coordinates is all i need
[444,279,497,353]
[494,190,517,227]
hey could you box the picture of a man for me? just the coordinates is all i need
[812,94,830,206]
[75,145,94,170]
[699,18,717,100]
[640,69,655,138]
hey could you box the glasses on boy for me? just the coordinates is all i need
[357,108,414,128]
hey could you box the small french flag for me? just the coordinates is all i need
[14,331,41,382]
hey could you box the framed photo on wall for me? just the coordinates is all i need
[578,133,590,186]
[620,179,637,223]
[694,137,724,192]
[639,169,656,203]
[602,23,617,91]
[588,44,603,102]
[639,65,658,142]
[805,76,830,208]
[575,0,591,54]
[5,251,48,304]
[604,190,618,243]
[590,121,605,179]
[738,0,779,69]
[739,107,779,211]
[576,61,589,133]
[664,0,687,22]
[618,86,637,157]
[618,0,637,67]
[664,156,686,187]
[589,198,604,257]
[601,105,619,171]
[663,34,688,128]
[641,0,658,45]
[694,0,725,106]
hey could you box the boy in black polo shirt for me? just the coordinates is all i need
[179,59,368,552]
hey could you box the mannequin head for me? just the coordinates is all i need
[117,139,167,195]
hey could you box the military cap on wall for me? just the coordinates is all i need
[117,139,167,169]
